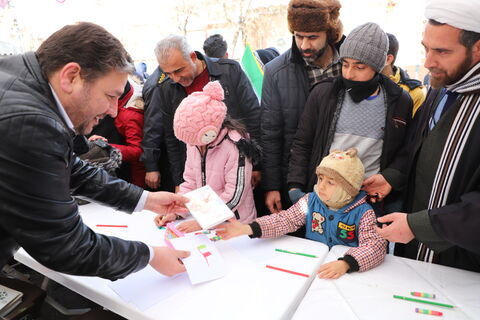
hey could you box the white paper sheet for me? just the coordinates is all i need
[170,234,227,285]
[109,265,190,310]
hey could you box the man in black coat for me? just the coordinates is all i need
[260,0,344,214]
[142,35,260,191]
[0,22,189,280]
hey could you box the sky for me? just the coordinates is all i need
[1,0,428,69]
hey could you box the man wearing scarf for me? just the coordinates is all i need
[287,22,413,216]
[377,0,480,272]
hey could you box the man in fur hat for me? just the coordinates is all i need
[261,0,344,215]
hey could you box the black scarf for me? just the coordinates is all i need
[342,74,380,103]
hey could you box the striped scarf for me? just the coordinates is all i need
[417,62,480,262]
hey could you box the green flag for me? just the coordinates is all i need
[241,44,264,99]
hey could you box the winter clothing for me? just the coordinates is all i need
[142,52,260,186]
[394,62,480,272]
[250,192,386,272]
[287,0,343,45]
[174,81,227,146]
[316,148,364,209]
[261,38,343,192]
[0,52,148,279]
[179,128,257,224]
[389,66,425,117]
[287,75,412,201]
[339,22,388,73]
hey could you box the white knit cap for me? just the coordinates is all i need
[425,0,480,33]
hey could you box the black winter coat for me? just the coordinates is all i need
[287,75,413,193]
[0,53,149,280]
[141,52,260,185]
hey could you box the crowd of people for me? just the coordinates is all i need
[0,0,479,288]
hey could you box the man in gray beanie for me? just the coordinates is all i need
[288,22,413,220]
[261,0,345,217]
[375,0,480,273]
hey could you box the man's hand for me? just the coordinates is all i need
[251,171,261,188]
[149,246,189,276]
[265,190,282,213]
[376,212,415,243]
[317,260,350,279]
[88,135,108,142]
[144,192,189,215]
[362,174,392,203]
[145,171,161,190]
[215,219,252,240]
[177,220,202,233]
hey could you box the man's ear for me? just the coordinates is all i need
[58,62,82,94]
[190,51,197,62]
[386,54,395,66]
[471,39,480,64]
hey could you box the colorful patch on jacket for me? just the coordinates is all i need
[336,221,356,243]
[311,212,325,234]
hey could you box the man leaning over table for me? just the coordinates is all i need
[0,22,189,280]
[372,0,480,273]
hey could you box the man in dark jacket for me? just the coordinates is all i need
[0,22,189,281]
[288,23,413,213]
[142,35,260,190]
[261,0,343,214]
[377,0,480,272]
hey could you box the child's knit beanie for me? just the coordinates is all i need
[174,81,227,146]
[315,148,365,209]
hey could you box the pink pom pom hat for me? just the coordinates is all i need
[173,81,227,146]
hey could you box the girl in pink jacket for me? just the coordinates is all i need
[154,81,258,232]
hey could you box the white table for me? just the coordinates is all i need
[15,202,329,320]
[293,245,480,320]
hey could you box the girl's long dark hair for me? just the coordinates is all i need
[222,115,262,165]
[222,115,248,138]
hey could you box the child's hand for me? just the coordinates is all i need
[214,219,252,240]
[177,220,202,233]
[154,213,177,227]
[317,260,350,279]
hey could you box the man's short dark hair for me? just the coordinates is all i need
[429,19,480,50]
[203,34,228,58]
[386,33,399,65]
[36,22,133,82]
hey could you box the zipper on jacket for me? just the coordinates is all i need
[200,148,209,186]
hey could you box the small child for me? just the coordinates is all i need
[154,81,258,232]
[216,148,387,279]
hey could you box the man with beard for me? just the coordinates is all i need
[375,0,480,272]
[261,0,344,215]
[287,23,412,217]
[0,22,189,280]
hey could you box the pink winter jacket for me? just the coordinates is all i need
[178,128,257,224]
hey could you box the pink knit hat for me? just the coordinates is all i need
[174,81,227,146]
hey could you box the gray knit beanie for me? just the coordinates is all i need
[339,22,388,73]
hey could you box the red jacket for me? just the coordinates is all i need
[110,106,146,188]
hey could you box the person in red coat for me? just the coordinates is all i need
[89,80,147,188]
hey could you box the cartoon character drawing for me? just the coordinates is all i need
[312,212,325,234]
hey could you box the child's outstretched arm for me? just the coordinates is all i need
[317,260,350,279]
[215,219,253,240]
[342,209,387,272]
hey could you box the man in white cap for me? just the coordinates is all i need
[375,0,480,272]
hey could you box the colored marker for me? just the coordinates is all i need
[412,292,436,299]
[266,265,309,278]
[158,226,166,230]
[96,224,128,228]
[275,248,318,258]
[393,295,454,308]
[415,308,443,316]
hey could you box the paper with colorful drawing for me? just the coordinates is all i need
[183,185,234,230]
[170,234,227,285]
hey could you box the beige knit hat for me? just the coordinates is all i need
[287,0,343,44]
[315,148,365,209]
